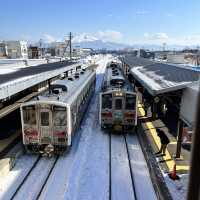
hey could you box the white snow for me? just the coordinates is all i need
[13,157,57,200]
[111,134,135,200]
[126,134,157,200]
[0,155,38,200]
[39,55,111,200]
[0,68,19,75]
[131,66,190,93]
[164,173,189,200]
[0,54,158,200]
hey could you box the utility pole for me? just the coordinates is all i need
[69,32,72,60]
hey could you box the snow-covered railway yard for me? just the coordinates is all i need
[0,55,157,200]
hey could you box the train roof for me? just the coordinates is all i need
[22,69,95,106]
[102,64,133,93]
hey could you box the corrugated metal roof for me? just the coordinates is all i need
[120,55,200,96]
[0,61,76,85]
[0,61,79,100]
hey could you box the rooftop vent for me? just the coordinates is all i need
[75,72,79,79]
[68,77,74,81]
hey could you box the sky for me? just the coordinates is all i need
[0,0,200,46]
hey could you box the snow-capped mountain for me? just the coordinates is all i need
[74,39,130,50]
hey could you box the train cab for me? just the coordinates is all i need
[100,90,137,131]
[21,102,68,153]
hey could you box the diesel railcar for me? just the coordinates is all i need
[20,69,96,154]
[100,62,137,131]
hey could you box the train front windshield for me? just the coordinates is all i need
[53,106,67,126]
[102,94,112,109]
[22,105,36,125]
[126,95,136,110]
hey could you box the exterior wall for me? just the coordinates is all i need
[80,48,92,57]
[51,42,68,57]
[0,43,7,57]
[6,41,28,59]
[28,47,40,59]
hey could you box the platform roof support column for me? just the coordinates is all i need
[152,101,158,120]
[48,79,51,94]
[175,119,184,158]
[187,89,200,200]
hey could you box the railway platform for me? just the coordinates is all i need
[0,130,21,158]
[138,102,190,174]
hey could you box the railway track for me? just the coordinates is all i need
[10,155,41,200]
[124,134,138,200]
[110,133,157,200]
[109,133,137,200]
[10,155,59,200]
[36,155,59,199]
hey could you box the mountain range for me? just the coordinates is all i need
[73,40,194,51]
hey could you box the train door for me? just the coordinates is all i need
[39,108,52,144]
[52,106,67,144]
[100,93,113,125]
[125,94,137,126]
[21,105,38,144]
[113,97,124,125]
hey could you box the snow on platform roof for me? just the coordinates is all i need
[120,55,200,96]
[0,61,80,100]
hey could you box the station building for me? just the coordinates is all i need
[120,55,200,158]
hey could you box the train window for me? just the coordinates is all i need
[23,106,36,125]
[126,96,136,110]
[41,112,49,126]
[53,106,67,126]
[102,94,112,109]
[53,111,67,126]
[115,99,122,110]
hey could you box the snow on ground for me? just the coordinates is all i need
[0,155,38,200]
[0,68,19,75]
[111,134,135,200]
[126,134,157,200]
[0,54,158,200]
[39,55,111,200]
[164,173,189,200]
[13,157,56,200]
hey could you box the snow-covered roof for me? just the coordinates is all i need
[0,61,80,100]
[121,56,200,96]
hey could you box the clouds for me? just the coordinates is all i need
[42,34,57,43]
[73,33,98,43]
[97,30,123,42]
[141,32,200,45]
[40,31,200,47]
[73,30,123,43]
[144,33,169,41]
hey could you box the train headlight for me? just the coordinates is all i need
[115,92,123,96]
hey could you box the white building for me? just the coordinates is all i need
[6,41,28,59]
[51,42,69,57]
[0,42,7,57]
[80,48,93,57]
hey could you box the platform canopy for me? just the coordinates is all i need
[0,61,79,100]
[120,55,200,96]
